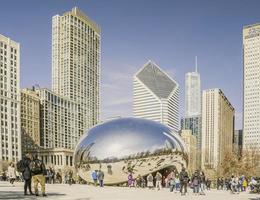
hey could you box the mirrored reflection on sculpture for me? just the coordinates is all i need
[74,117,188,185]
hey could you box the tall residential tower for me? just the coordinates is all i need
[182,58,202,168]
[201,89,234,169]
[0,34,21,162]
[133,60,179,132]
[52,7,101,134]
[185,57,201,117]
[243,23,260,150]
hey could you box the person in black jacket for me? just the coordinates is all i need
[179,167,189,195]
[18,154,34,195]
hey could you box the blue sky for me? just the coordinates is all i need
[1,0,260,129]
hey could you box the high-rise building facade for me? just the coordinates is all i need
[233,129,243,156]
[52,7,101,134]
[182,60,202,168]
[37,88,80,149]
[185,62,201,117]
[181,115,201,168]
[243,23,260,150]
[201,89,234,169]
[181,129,197,174]
[0,34,21,162]
[133,60,179,132]
[21,88,40,155]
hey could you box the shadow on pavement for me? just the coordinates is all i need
[74,199,91,200]
[249,198,260,200]
[0,191,66,199]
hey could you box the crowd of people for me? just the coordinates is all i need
[216,175,260,194]
[1,159,260,196]
[121,167,259,196]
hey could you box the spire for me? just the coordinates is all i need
[195,56,198,73]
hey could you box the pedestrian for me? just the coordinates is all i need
[50,168,55,184]
[128,173,133,187]
[155,172,162,190]
[206,178,211,190]
[191,170,200,195]
[18,154,34,195]
[98,170,104,187]
[91,170,98,186]
[242,177,248,191]
[147,173,154,189]
[175,175,180,191]
[217,177,221,190]
[56,171,62,183]
[136,174,142,188]
[68,171,73,186]
[8,162,16,186]
[169,177,176,192]
[30,155,47,197]
[179,167,189,195]
[199,171,206,195]
[166,171,175,188]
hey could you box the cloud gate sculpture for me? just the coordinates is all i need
[74,117,188,185]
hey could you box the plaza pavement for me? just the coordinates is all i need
[0,181,259,200]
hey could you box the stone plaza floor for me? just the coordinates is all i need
[0,181,259,200]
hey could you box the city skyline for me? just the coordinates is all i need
[1,1,260,129]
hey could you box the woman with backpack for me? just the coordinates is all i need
[18,154,34,195]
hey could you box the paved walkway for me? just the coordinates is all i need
[0,181,259,200]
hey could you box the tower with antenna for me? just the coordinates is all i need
[181,56,202,168]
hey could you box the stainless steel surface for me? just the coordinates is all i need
[74,117,188,185]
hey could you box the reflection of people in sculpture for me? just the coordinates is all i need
[147,174,154,189]
[91,170,98,186]
[97,170,104,187]
[155,172,162,190]
[128,173,133,187]
[107,165,112,175]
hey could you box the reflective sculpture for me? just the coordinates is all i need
[74,117,188,185]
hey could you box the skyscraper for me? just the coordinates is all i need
[37,88,80,150]
[185,57,201,117]
[0,34,21,162]
[243,23,260,150]
[52,7,101,134]
[133,60,179,132]
[201,89,234,169]
[182,58,202,168]
[21,88,40,155]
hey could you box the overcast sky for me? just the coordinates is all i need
[1,0,260,129]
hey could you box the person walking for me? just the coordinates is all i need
[169,177,176,192]
[179,167,189,196]
[98,170,104,187]
[91,170,98,186]
[19,154,34,195]
[30,155,47,197]
[175,175,180,192]
[199,171,206,195]
[50,168,55,184]
[8,163,16,186]
[191,170,200,195]
[147,173,154,189]
[155,172,162,190]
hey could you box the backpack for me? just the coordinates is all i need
[17,160,25,172]
[193,178,199,186]
[30,159,43,174]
